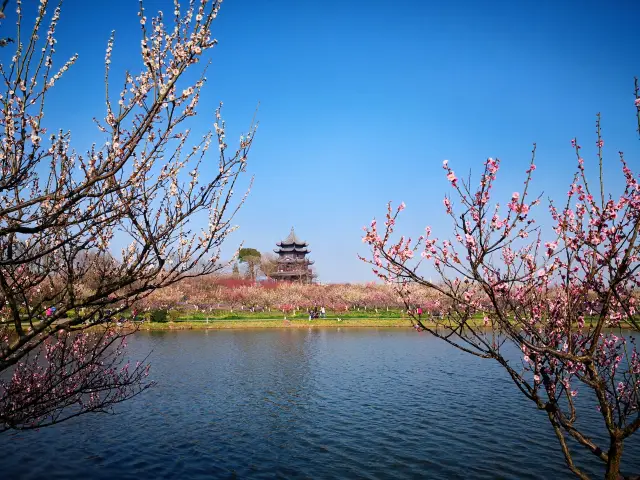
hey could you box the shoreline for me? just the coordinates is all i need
[136,318,421,330]
[131,318,636,331]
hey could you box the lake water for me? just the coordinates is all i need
[1,328,639,479]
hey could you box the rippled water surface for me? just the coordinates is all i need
[1,328,639,479]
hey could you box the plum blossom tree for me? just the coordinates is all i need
[138,277,445,315]
[362,82,640,479]
[0,0,256,430]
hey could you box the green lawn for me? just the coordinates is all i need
[138,317,416,330]
[177,308,408,321]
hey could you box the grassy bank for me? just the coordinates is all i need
[133,315,636,331]
[173,309,408,321]
[137,317,418,330]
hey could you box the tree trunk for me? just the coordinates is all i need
[605,436,623,480]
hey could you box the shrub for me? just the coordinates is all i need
[151,310,168,323]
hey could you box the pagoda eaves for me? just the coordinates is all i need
[273,246,310,254]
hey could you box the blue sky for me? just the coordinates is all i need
[4,0,639,282]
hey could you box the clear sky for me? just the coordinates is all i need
[4,0,639,283]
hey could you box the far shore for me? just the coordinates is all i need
[10,314,633,333]
[135,318,422,330]
[129,316,636,331]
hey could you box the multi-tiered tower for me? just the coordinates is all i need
[271,228,314,283]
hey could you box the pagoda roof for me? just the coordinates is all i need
[276,227,308,247]
[274,246,310,254]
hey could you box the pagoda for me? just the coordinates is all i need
[271,227,314,283]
